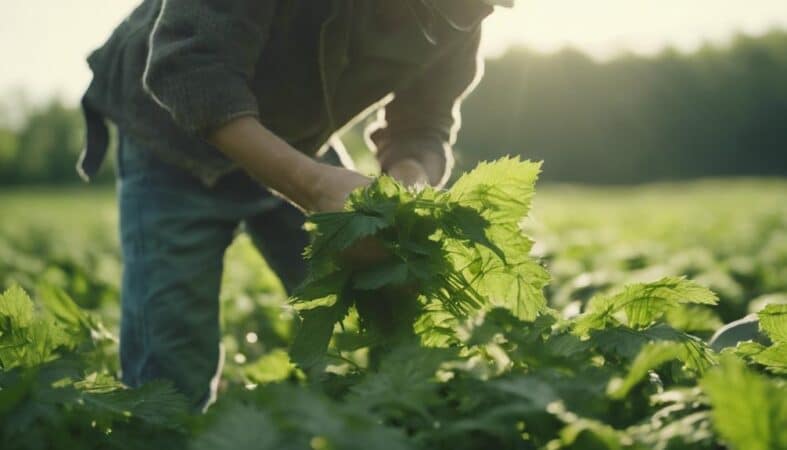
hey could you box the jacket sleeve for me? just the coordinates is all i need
[142,0,277,135]
[369,26,483,185]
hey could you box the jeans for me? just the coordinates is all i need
[116,132,310,410]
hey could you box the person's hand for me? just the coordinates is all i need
[382,150,447,188]
[385,158,431,188]
[308,163,372,213]
[306,163,390,266]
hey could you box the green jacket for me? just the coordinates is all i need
[80,0,485,186]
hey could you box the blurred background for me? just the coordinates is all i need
[1,0,786,185]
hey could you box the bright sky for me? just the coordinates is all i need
[2,0,786,104]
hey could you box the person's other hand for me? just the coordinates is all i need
[383,149,446,188]
[385,158,431,188]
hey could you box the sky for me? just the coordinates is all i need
[2,0,787,104]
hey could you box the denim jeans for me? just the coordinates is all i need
[116,132,310,410]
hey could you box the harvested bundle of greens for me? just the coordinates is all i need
[291,157,549,370]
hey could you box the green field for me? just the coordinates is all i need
[1,175,786,450]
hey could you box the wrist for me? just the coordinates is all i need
[294,159,324,212]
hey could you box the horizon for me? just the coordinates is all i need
[485,26,784,62]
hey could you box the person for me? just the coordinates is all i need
[78,0,513,410]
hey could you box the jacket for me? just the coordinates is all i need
[79,0,485,186]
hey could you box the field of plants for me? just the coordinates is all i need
[1,161,786,450]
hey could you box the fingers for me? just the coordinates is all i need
[386,158,430,188]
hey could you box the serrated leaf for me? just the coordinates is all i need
[438,204,505,261]
[0,285,34,328]
[751,343,787,374]
[574,277,718,334]
[290,295,352,372]
[0,286,96,371]
[353,260,410,290]
[727,340,768,358]
[627,389,715,450]
[348,345,452,422]
[253,384,414,450]
[665,305,723,334]
[191,403,280,450]
[83,381,189,428]
[608,340,715,399]
[449,157,541,226]
[306,212,391,261]
[472,257,550,321]
[490,376,560,411]
[36,284,92,333]
[590,323,712,363]
[758,304,787,343]
[702,355,787,450]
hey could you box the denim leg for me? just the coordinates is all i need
[244,200,310,294]
[117,134,239,410]
[242,147,344,294]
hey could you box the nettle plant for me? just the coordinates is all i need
[291,157,549,370]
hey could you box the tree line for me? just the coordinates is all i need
[0,30,785,186]
[457,30,787,183]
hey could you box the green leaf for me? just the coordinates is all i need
[290,295,352,372]
[626,388,715,450]
[0,286,76,370]
[438,204,505,261]
[448,157,541,226]
[0,285,34,328]
[82,381,189,429]
[574,277,718,334]
[348,345,452,422]
[665,305,723,334]
[244,349,294,385]
[445,158,548,320]
[728,340,768,358]
[608,340,715,399]
[720,341,787,374]
[751,343,787,374]
[292,271,349,306]
[470,256,550,321]
[701,355,787,450]
[36,284,92,333]
[306,212,391,261]
[554,416,629,450]
[590,323,713,363]
[490,375,560,411]
[758,304,787,343]
[191,403,280,450]
[353,260,410,290]
[252,384,414,450]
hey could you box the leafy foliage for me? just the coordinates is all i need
[1,161,786,450]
